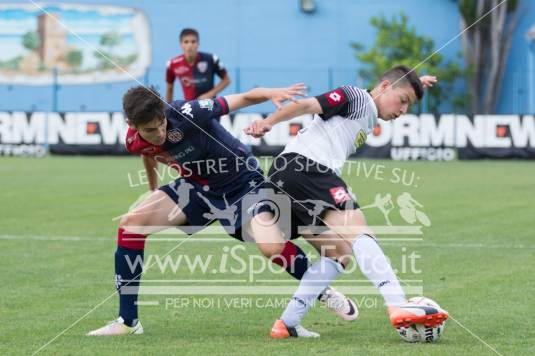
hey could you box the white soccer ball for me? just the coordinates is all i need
[396,296,447,343]
[408,296,441,309]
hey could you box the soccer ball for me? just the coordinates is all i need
[396,296,447,343]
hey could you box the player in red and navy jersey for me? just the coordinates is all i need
[87,84,357,336]
[166,28,230,102]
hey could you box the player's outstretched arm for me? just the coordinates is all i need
[419,75,437,88]
[244,97,322,138]
[142,155,159,191]
[224,83,306,113]
[166,82,174,103]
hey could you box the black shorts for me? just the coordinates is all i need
[267,153,358,232]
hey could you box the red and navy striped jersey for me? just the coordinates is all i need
[125,97,260,189]
[166,52,227,100]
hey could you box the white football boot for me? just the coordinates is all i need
[319,287,359,321]
[86,317,143,336]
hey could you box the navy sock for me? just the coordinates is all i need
[272,241,310,280]
[115,246,144,327]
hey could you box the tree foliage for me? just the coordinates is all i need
[100,32,121,49]
[95,32,123,70]
[351,13,469,113]
[458,0,520,113]
[22,31,40,51]
[66,49,83,69]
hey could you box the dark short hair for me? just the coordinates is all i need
[122,85,164,127]
[380,65,424,100]
[180,28,199,41]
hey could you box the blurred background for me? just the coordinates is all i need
[0,0,534,159]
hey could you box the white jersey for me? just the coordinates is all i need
[281,86,378,175]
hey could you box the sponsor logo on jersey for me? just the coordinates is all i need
[197,61,208,73]
[181,77,192,87]
[154,152,173,164]
[180,103,193,118]
[329,187,351,205]
[198,99,214,111]
[326,89,346,106]
[354,129,367,147]
[167,128,184,143]
[329,92,341,102]
[171,145,195,159]
[175,66,189,75]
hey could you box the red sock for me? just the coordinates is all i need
[117,228,147,250]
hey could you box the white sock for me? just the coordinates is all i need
[281,257,344,327]
[352,234,406,306]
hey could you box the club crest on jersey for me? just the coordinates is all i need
[197,61,208,73]
[354,129,367,148]
[329,187,351,205]
[198,99,214,111]
[167,128,184,143]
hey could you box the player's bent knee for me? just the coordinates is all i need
[117,225,148,250]
[257,242,285,259]
[326,255,349,270]
[119,213,148,234]
[118,214,131,229]
[119,213,140,231]
[310,240,352,267]
[320,247,346,261]
[118,213,152,236]
[325,209,373,239]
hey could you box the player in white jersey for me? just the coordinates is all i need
[244,65,448,338]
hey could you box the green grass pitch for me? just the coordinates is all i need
[0,156,533,355]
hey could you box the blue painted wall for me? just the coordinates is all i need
[0,0,532,113]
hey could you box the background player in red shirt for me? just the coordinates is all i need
[166,28,231,102]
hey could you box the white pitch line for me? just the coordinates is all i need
[0,234,110,242]
[126,286,425,295]
[134,301,160,306]
[2,234,534,249]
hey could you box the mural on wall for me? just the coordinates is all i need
[0,3,151,85]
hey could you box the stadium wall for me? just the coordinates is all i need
[0,0,533,114]
[1,111,534,160]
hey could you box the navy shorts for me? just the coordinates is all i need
[159,171,273,241]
